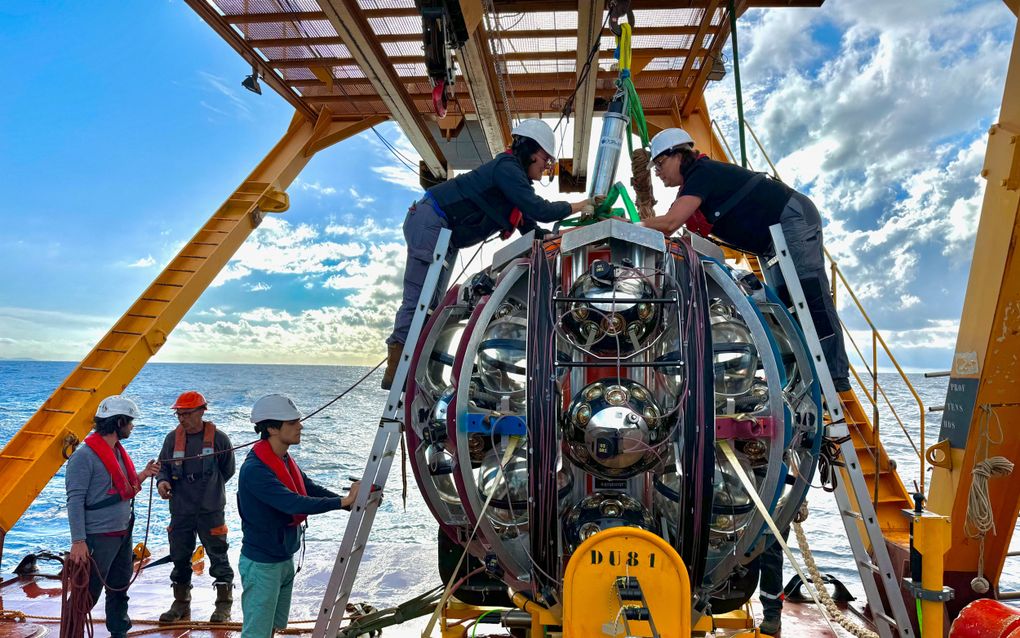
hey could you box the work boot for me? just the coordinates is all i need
[834,377,852,393]
[759,616,781,636]
[159,583,191,623]
[380,342,403,390]
[209,581,233,622]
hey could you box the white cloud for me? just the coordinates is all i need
[325,218,402,240]
[294,178,338,196]
[369,126,425,193]
[197,71,253,119]
[126,255,156,268]
[246,282,271,292]
[349,187,376,208]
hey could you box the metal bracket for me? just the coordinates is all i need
[925,439,953,470]
[902,579,954,602]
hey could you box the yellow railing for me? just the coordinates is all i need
[742,120,928,493]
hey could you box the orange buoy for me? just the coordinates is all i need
[949,599,1020,638]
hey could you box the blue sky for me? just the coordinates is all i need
[0,1,1015,371]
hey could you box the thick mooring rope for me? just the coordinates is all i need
[792,505,878,638]
[630,148,656,219]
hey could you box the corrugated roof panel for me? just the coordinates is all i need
[383,41,427,57]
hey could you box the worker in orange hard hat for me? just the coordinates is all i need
[155,391,236,623]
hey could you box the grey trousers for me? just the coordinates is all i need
[85,532,134,636]
[766,192,850,383]
[387,201,457,345]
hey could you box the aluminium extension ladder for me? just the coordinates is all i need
[312,229,454,638]
[765,224,914,638]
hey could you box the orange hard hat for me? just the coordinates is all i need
[172,391,207,410]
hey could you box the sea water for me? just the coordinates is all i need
[1,361,1017,620]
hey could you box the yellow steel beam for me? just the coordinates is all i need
[319,0,448,179]
[269,47,703,69]
[928,17,1020,584]
[456,0,512,156]
[0,110,382,537]
[571,0,607,185]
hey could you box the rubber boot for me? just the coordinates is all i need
[759,616,781,636]
[380,342,403,390]
[159,583,191,623]
[209,581,233,622]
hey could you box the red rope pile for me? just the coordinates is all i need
[60,558,94,638]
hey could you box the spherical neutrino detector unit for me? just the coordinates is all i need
[561,261,659,355]
[562,492,656,553]
[710,303,759,398]
[478,445,529,534]
[475,304,528,404]
[562,378,668,479]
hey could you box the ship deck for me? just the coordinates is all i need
[0,552,863,637]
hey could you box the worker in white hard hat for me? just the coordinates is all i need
[643,127,851,396]
[236,394,363,637]
[382,118,595,390]
[64,395,161,638]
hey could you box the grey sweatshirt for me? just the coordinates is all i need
[65,444,134,541]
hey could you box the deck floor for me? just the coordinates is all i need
[0,555,860,637]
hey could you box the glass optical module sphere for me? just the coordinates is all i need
[561,260,659,356]
[475,308,528,406]
[562,378,668,479]
[478,445,529,534]
[562,492,657,553]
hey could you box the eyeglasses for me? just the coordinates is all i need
[652,154,672,170]
[175,408,204,417]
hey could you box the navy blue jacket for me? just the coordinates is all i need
[428,153,572,248]
[237,449,342,563]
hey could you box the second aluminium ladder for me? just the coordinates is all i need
[766,224,914,638]
[312,229,454,638]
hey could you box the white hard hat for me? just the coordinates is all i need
[96,395,140,420]
[650,128,695,161]
[511,119,558,160]
[250,394,303,423]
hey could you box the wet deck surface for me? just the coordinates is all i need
[0,555,860,637]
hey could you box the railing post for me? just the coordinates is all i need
[873,330,880,508]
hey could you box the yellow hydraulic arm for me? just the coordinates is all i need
[0,109,384,550]
[928,12,1020,604]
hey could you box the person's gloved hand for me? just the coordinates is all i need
[593,195,608,209]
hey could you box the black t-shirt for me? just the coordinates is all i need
[679,157,793,254]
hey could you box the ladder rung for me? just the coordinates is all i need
[167,268,197,274]
[211,216,242,221]
[21,430,54,436]
[842,510,864,520]
[43,408,74,414]
[153,282,184,288]
[127,313,157,319]
[179,255,207,260]
[192,242,218,246]
[63,386,94,393]
[111,330,143,336]
[96,348,127,353]
[140,297,170,303]
[875,612,898,627]
[858,560,880,573]
[0,454,34,461]
[81,366,110,372]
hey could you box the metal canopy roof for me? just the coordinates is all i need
[186,0,822,174]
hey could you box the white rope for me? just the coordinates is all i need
[792,506,878,638]
[965,405,1014,593]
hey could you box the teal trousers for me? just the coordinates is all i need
[239,554,295,637]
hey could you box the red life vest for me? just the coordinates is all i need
[84,432,140,502]
[171,421,216,480]
[253,440,308,526]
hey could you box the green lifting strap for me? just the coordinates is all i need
[559,182,640,227]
